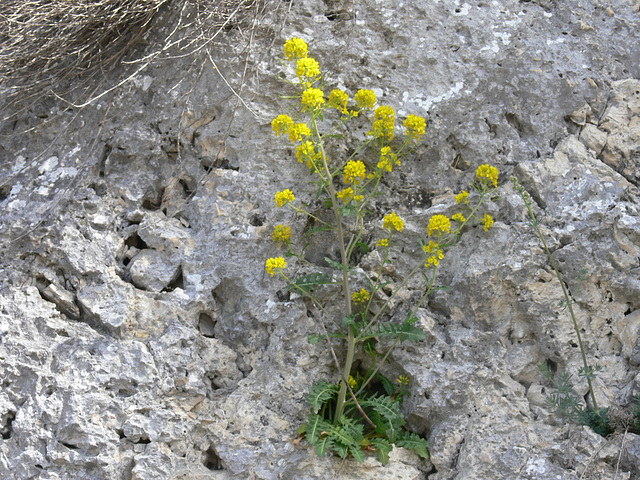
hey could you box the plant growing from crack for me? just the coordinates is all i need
[265,37,500,464]
[511,177,612,437]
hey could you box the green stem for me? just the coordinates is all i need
[355,263,437,397]
[515,181,599,414]
[311,115,354,422]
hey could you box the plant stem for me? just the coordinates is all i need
[515,181,599,415]
[311,116,354,422]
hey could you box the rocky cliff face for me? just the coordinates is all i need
[1,0,640,478]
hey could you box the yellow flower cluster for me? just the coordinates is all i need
[337,187,363,203]
[265,257,287,276]
[455,190,469,204]
[476,164,499,187]
[377,147,400,172]
[427,214,451,237]
[301,88,325,110]
[272,115,311,144]
[296,141,321,169]
[288,123,311,143]
[274,189,295,207]
[284,37,308,60]
[272,224,292,243]
[404,114,426,140]
[352,288,370,304]
[482,213,494,232]
[383,212,405,232]
[328,89,349,114]
[296,57,321,79]
[370,105,395,140]
[451,213,466,223]
[355,89,376,110]
[344,160,366,184]
[272,114,294,137]
[397,375,410,386]
[376,238,389,247]
[348,375,357,389]
[423,240,444,267]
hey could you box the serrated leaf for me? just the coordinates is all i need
[378,374,396,397]
[307,381,339,413]
[377,322,426,342]
[341,205,357,217]
[305,414,324,445]
[355,241,369,255]
[339,416,364,443]
[287,272,335,294]
[396,431,430,459]
[370,438,393,465]
[341,314,356,327]
[324,257,351,272]
[361,394,405,442]
[333,441,348,458]
[316,436,332,457]
[307,334,325,345]
[329,425,355,447]
[350,445,365,462]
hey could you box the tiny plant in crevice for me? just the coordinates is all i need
[511,177,613,437]
[266,37,500,464]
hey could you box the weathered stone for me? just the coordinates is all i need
[2,0,640,478]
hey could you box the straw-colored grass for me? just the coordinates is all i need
[0,0,256,116]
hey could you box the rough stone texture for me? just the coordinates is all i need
[1,0,640,478]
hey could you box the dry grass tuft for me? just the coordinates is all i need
[0,0,256,116]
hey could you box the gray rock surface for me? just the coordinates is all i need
[1,0,640,478]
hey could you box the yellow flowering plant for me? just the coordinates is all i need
[265,38,500,464]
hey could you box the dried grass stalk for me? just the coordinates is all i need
[0,0,256,115]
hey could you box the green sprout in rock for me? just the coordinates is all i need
[265,37,500,464]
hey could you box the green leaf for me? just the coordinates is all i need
[370,438,393,465]
[333,440,348,458]
[316,436,332,457]
[308,334,325,345]
[287,272,335,294]
[361,394,405,442]
[377,373,396,397]
[377,322,426,343]
[396,431,430,459]
[329,425,355,447]
[341,205,357,217]
[304,414,324,445]
[350,445,365,462]
[341,314,356,327]
[324,257,351,272]
[307,381,339,413]
[339,416,364,444]
[302,224,334,238]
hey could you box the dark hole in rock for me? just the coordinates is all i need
[142,186,164,210]
[545,358,557,373]
[179,178,194,197]
[1,411,15,439]
[0,184,11,202]
[276,290,290,302]
[116,428,126,439]
[203,446,223,470]
[162,267,184,292]
[249,213,265,226]
[198,312,216,338]
[134,436,151,445]
[61,442,79,450]
[125,233,148,250]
